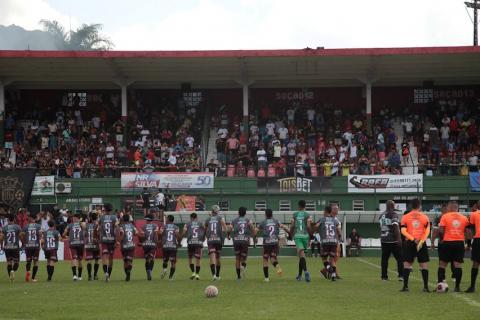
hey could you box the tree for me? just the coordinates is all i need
[39,19,114,50]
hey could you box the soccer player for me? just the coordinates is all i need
[0,214,22,282]
[431,203,455,278]
[466,202,480,293]
[118,214,137,281]
[140,187,150,216]
[159,214,180,280]
[63,213,86,281]
[331,204,343,279]
[205,205,227,281]
[290,200,312,282]
[316,206,342,281]
[139,214,159,281]
[379,200,403,281]
[230,207,256,280]
[22,213,42,282]
[85,212,100,281]
[41,220,61,281]
[98,203,118,282]
[437,201,470,292]
[257,209,290,282]
[183,212,205,280]
[400,199,430,292]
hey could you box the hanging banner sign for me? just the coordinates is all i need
[348,174,423,193]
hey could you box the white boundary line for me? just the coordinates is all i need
[356,257,480,308]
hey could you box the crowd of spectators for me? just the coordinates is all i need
[0,92,204,176]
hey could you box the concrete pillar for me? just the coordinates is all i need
[0,81,5,145]
[121,84,128,120]
[366,82,372,134]
[242,83,249,134]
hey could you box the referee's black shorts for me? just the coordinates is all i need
[438,241,464,263]
[402,240,429,263]
[472,238,480,263]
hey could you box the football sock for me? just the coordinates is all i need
[145,261,149,271]
[300,257,307,271]
[438,267,445,283]
[169,267,176,278]
[32,266,38,279]
[195,266,200,274]
[298,260,303,276]
[26,262,32,272]
[108,265,113,275]
[150,260,154,271]
[78,267,83,278]
[331,266,337,276]
[94,263,99,276]
[103,265,108,274]
[241,262,247,268]
[87,264,92,277]
[210,264,215,276]
[263,266,269,278]
[454,268,462,288]
[272,261,278,267]
[163,262,168,270]
[190,264,194,272]
[13,263,18,272]
[403,268,411,288]
[471,267,478,288]
[215,265,221,277]
[421,269,429,288]
[71,266,77,277]
[236,268,241,279]
[46,265,52,280]
[7,265,12,275]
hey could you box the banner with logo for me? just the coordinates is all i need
[0,169,36,209]
[470,173,480,192]
[348,174,423,193]
[257,177,332,193]
[121,172,214,190]
[32,176,55,196]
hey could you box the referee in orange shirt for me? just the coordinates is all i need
[466,202,480,293]
[438,201,470,292]
[400,199,430,292]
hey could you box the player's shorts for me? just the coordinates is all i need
[143,246,157,259]
[402,240,429,263]
[101,242,115,255]
[121,248,135,262]
[439,241,465,263]
[4,249,20,263]
[207,243,223,256]
[143,202,150,209]
[294,235,309,251]
[233,242,249,258]
[321,244,338,258]
[25,248,40,262]
[85,248,100,261]
[471,238,480,263]
[44,249,58,262]
[162,249,177,263]
[187,245,202,259]
[263,245,279,259]
[69,246,84,260]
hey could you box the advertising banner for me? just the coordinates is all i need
[257,177,332,193]
[32,176,55,196]
[0,169,36,209]
[121,172,214,190]
[470,173,480,192]
[348,174,423,193]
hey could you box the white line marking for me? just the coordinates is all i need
[356,257,480,308]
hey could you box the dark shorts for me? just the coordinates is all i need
[44,249,58,262]
[143,246,157,259]
[4,249,20,263]
[207,243,222,256]
[143,202,150,209]
[101,242,115,255]
[321,244,338,258]
[25,248,40,262]
[263,245,279,259]
[439,241,465,263]
[187,245,202,259]
[402,240,429,263]
[233,242,249,258]
[122,248,135,262]
[70,246,84,260]
[471,238,480,263]
[162,249,177,263]
[85,248,100,261]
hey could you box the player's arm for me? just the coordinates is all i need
[336,225,342,242]
[19,229,26,246]
[289,218,295,239]
[307,217,313,237]
[175,228,181,244]
[182,224,188,238]
[62,226,69,239]
[393,222,402,245]
[115,226,122,247]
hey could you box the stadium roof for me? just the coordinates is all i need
[0,46,480,89]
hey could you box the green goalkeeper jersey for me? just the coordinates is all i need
[293,210,310,237]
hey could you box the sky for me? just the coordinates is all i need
[0,0,477,50]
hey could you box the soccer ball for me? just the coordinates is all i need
[436,282,449,293]
[205,285,219,298]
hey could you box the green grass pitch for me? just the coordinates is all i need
[1,257,479,320]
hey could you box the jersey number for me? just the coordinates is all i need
[29,230,37,241]
[326,224,336,238]
[167,230,174,242]
[210,222,218,235]
[6,232,16,244]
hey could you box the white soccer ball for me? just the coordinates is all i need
[205,285,219,298]
[436,282,449,293]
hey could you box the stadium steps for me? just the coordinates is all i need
[206,129,218,163]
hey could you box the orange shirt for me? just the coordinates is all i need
[401,210,430,240]
[439,212,469,241]
[469,210,480,238]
